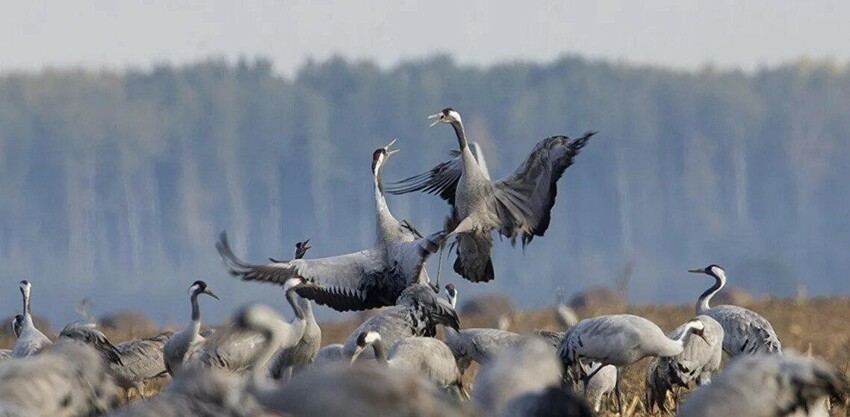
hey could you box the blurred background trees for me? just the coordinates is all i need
[0,55,847,324]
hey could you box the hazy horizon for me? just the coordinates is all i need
[3,1,849,76]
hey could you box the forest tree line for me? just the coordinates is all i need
[0,55,847,324]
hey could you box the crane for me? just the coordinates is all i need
[388,108,596,282]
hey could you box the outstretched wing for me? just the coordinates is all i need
[493,132,596,246]
[385,143,488,204]
[453,231,495,283]
[216,232,393,312]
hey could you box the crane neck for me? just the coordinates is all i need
[373,162,401,243]
[249,324,284,396]
[371,338,388,365]
[190,292,201,322]
[21,290,31,317]
[696,272,725,314]
[286,288,305,321]
[671,322,699,350]
[450,120,469,150]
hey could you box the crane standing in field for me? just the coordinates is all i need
[388,108,596,283]
[163,281,219,375]
[557,314,707,413]
[217,140,446,312]
[12,280,52,358]
[688,264,781,355]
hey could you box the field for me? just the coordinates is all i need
[2,297,848,416]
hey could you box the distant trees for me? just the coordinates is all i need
[0,56,847,322]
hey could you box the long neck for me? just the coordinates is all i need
[21,291,31,317]
[697,274,725,314]
[373,165,400,242]
[286,289,305,320]
[300,297,315,323]
[190,292,201,323]
[671,323,698,350]
[450,120,469,150]
[250,328,283,395]
[372,339,387,365]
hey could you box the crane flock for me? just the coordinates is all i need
[0,107,845,417]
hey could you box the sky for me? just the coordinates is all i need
[2,0,848,76]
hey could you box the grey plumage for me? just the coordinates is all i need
[0,342,117,417]
[341,284,460,359]
[257,363,475,417]
[198,277,311,374]
[689,264,782,355]
[106,367,268,417]
[312,343,375,367]
[350,332,465,395]
[11,281,52,358]
[110,332,172,400]
[557,314,707,412]
[388,108,596,282]
[163,281,219,375]
[645,315,724,413]
[443,284,524,372]
[260,239,322,381]
[678,351,849,417]
[57,321,123,365]
[217,140,446,312]
[473,338,564,416]
[582,362,617,413]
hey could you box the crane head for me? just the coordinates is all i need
[371,139,399,174]
[428,108,462,127]
[18,280,31,296]
[294,238,311,259]
[189,280,220,300]
[12,314,23,338]
[687,264,726,279]
[687,318,709,343]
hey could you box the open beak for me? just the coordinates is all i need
[302,238,312,251]
[428,113,442,127]
[205,289,221,300]
[687,268,703,274]
[383,138,400,157]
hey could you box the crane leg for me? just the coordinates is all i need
[615,371,623,414]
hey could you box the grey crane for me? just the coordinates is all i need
[341,283,460,359]
[262,239,322,381]
[56,321,123,365]
[232,303,474,417]
[0,341,117,417]
[472,338,564,416]
[163,280,219,375]
[12,280,52,358]
[554,289,579,329]
[557,314,707,413]
[443,284,524,373]
[678,351,849,417]
[0,316,22,361]
[349,331,466,397]
[109,331,172,401]
[197,276,314,373]
[312,343,376,367]
[217,140,447,312]
[106,367,269,417]
[645,314,725,413]
[387,108,596,282]
[688,264,782,355]
[581,362,617,413]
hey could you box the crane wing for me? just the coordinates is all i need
[492,132,596,246]
[216,232,394,312]
[385,142,488,204]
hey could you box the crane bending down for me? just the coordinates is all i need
[217,140,447,312]
[688,264,781,355]
[645,315,724,413]
[387,108,596,282]
[557,314,707,413]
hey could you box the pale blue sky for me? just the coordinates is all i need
[2,0,847,75]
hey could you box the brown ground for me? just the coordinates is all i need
[2,297,848,416]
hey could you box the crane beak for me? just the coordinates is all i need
[349,347,363,365]
[687,268,704,274]
[428,113,442,127]
[204,289,221,300]
[383,138,400,156]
